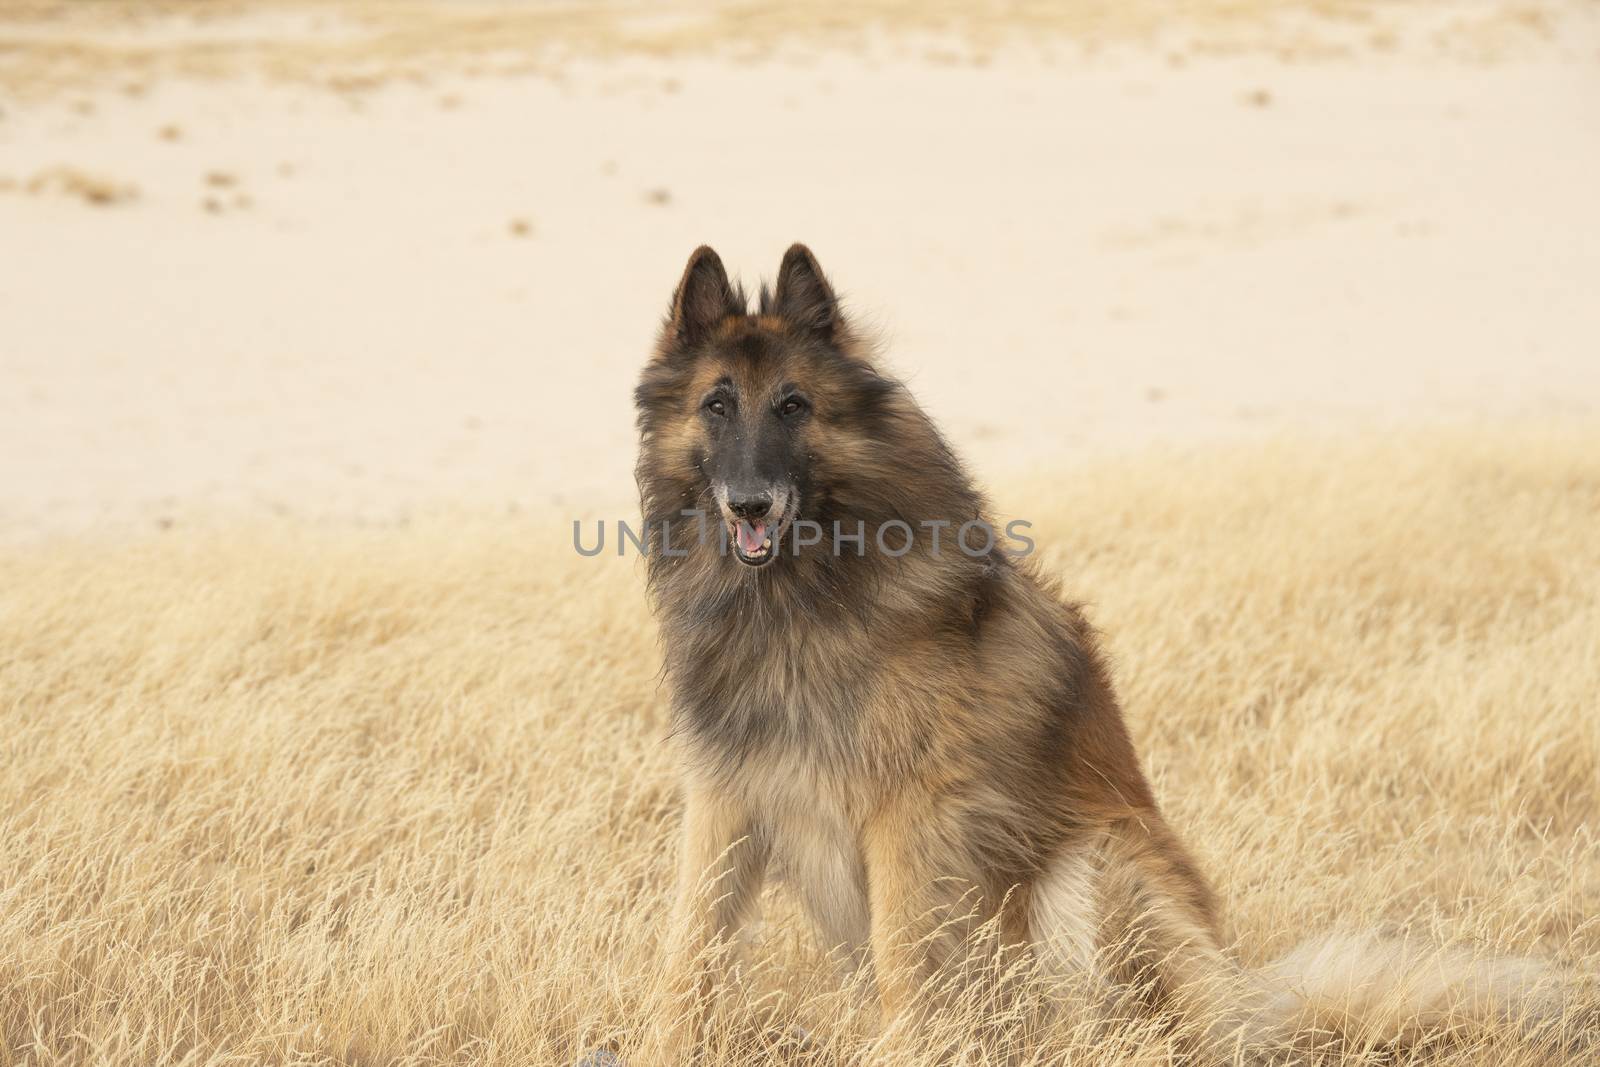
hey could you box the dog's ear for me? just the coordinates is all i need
[772,243,838,340]
[668,245,741,347]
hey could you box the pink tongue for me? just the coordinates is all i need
[736,521,768,553]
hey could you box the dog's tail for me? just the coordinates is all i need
[1235,929,1580,1057]
[1030,830,1590,1061]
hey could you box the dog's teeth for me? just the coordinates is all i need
[762,538,771,548]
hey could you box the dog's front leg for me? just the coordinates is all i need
[645,778,768,1064]
[861,793,983,1037]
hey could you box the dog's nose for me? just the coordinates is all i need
[727,493,773,521]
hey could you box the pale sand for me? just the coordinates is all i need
[1,3,1598,538]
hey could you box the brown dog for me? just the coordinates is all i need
[633,245,1570,1062]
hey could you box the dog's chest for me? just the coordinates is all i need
[677,620,877,951]
[737,756,871,955]
[678,622,871,762]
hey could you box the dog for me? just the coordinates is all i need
[632,244,1575,1062]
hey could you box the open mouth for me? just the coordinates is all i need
[727,508,794,568]
[717,485,797,569]
[731,519,774,565]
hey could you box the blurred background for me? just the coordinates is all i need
[3,0,1597,539]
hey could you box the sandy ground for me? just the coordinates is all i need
[2,2,1597,538]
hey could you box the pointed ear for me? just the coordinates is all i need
[772,243,839,339]
[668,245,741,346]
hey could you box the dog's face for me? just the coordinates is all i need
[692,342,809,566]
[636,244,895,569]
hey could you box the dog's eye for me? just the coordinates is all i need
[705,398,727,416]
[779,397,807,417]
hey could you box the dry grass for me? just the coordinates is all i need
[13,167,139,206]
[2,426,1598,1065]
[0,0,1588,97]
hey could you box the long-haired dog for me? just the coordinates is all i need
[633,244,1582,1062]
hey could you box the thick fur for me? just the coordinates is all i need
[634,246,1576,1062]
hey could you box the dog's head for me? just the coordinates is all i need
[635,244,896,568]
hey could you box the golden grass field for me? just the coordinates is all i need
[3,427,1597,1065]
